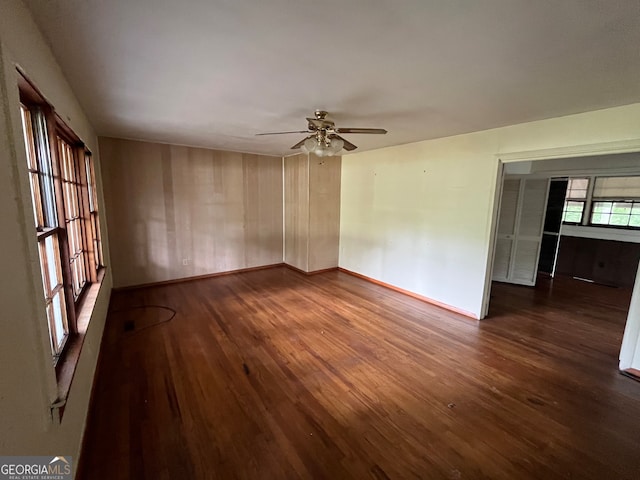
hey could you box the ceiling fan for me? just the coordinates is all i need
[256,110,387,157]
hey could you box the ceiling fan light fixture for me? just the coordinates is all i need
[315,145,331,157]
[301,137,318,154]
[328,136,344,154]
[301,135,344,157]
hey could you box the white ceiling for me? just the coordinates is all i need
[24,0,640,156]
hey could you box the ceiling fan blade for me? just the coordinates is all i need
[333,134,357,151]
[290,135,314,150]
[256,130,309,136]
[335,128,387,134]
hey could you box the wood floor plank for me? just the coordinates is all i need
[78,267,640,479]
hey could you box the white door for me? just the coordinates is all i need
[493,178,520,282]
[620,260,640,372]
[493,177,550,286]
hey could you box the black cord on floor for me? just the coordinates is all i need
[111,305,177,334]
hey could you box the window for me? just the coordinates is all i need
[591,201,640,227]
[58,136,89,299]
[589,176,640,228]
[561,175,640,229]
[562,178,589,224]
[19,78,103,366]
[21,106,70,358]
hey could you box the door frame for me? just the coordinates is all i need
[480,138,640,319]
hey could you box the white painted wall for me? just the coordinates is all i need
[340,103,640,318]
[0,0,112,467]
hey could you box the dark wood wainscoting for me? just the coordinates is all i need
[555,235,640,287]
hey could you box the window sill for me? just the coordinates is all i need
[560,224,640,244]
[52,268,106,422]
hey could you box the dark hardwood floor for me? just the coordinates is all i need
[79,267,640,479]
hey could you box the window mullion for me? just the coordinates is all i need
[582,176,595,226]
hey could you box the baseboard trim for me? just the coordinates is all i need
[337,268,478,320]
[621,368,640,382]
[284,264,339,276]
[113,263,286,291]
[113,264,477,319]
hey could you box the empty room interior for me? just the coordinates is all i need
[2,1,640,478]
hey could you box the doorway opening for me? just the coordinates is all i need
[483,150,640,374]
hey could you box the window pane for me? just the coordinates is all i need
[46,302,57,355]
[71,259,78,295]
[73,220,83,254]
[630,215,640,227]
[37,241,51,297]
[51,290,68,354]
[71,258,80,297]
[594,176,640,198]
[32,111,57,227]
[44,235,60,290]
[570,178,589,191]
[612,202,632,214]
[20,106,38,170]
[565,203,583,212]
[20,107,47,228]
[562,200,584,223]
[68,220,77,253]
[592,202,612,214]
[38,234,64,300]
[46,289,68,357]
[610,214,630,226]
[28,172,44,228]
[563,211,582,223]
[91,214,102,269]
[63,183,72,219]
[85,156,94,211]
[566,178,589,199]
[591,202,611,225]
[591,212,609,225]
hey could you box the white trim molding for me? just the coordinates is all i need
[498,138,640,164]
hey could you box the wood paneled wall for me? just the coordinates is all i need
[284,153,309,271]
[555,235,640,288]
[100,137,283,287]
[308,155,341,271]
[284,153,341,272]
